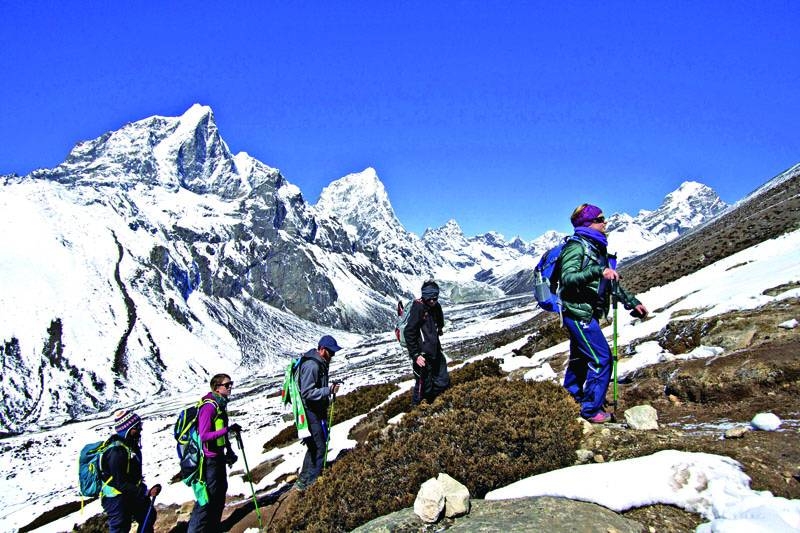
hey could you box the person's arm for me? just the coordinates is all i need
[197,401,227,444]
[299,359,331,401]
[560,240,601,290]
[613,283,648,317]
[103,445,138,496]
[403,301,424,359]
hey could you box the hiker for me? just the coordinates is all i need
[295,335,342,491]
[187,374,241,533]
[404,280,451,405]
[560,204,648,423]
[100,410,161,533]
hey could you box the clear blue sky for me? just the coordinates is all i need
[2,2,798,240]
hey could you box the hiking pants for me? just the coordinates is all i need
[564,317,612,419]
[102,490,155,533]
[298,408,328,487]
[188,456,227,533]
[412,352,451,405]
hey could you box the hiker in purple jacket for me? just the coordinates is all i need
[187,373,241,533]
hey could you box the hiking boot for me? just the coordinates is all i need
[585,411,612,424]
[294,480,307,493]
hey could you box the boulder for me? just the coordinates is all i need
[751,412,782,431]
[624,404,659,430]
[413,477,444,523]
[438,473,471,518]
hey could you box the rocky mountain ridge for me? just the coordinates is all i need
[0,105,728,431]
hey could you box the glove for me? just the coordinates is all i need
[228,423,242,435]
[630,304,648,319]
[226,452,238,466]
[148,484,162,498]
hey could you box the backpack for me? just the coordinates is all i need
[78,439,123,497]
[394,298,421,347]
[281,356,313,439]
[173,398,218,483]
[533,236,591,313]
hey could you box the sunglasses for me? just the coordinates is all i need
[218,382,234,389]
[591,216,606,224]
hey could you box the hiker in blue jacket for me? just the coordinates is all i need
[100,410,161,533]
[404,280,451,405]
[560,204,648,423]
[294,335,342,491]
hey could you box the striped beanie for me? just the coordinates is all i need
[114,410,142,438]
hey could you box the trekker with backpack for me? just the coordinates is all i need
[187,374,241,533]
[560,204,648,423]
[404,280,451,405]
[100,410,161,533]
[294,335,343,492]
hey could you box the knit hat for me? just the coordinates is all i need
[571,204,603,228]
[114,410,142,438]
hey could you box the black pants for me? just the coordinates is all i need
[188,456,227,533]
[412,353,450,405]
[102,489,155,533]
[298,409,328,488]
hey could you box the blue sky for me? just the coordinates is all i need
[2,2,798,240]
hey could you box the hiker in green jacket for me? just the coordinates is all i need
[560,204,648,423]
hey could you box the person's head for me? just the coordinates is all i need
[114,409,142,441]
[210,373,234,398]
[571,203,607,233]
[317,335,342,360]
[421,280,440,307]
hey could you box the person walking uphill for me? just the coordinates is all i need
[404,280,451,405]
[100,410,161,533]
[294,335,342,492]
[560,204,648,424]
[187,374,241,533]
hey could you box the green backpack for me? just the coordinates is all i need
[281,356,314,439]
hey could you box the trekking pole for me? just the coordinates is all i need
[234,431,263,529]
[323,389,337,468]
[611,280,620,418]
[138,494,156,533]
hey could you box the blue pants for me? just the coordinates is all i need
[188,457,228,532]
[101,490,155,533]
[298,409,328,488]
[564,317,612,419]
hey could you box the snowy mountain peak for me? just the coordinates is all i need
[316,167,405,239]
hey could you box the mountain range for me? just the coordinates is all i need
[0,105,727,433]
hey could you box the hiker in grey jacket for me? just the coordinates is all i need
[295,335,342,491]
[404,280,451,405]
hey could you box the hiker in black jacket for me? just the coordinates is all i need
[100,410,161,533]
[404,280,451,405]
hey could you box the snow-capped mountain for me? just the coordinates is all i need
[607,181,728,259]
[0,105,727,432]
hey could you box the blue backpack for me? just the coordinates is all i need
[533,236,589,313]
[78,439,124,497]
[174,398,219,483]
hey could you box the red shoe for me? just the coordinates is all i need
[585,411,611,424]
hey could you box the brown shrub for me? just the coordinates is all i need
[274,376,581,532]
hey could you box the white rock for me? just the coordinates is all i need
[413,477,445,523]
[778,318,798,329]
[624,405,659,430]
[437,473,471,518]
[751,412,782,431]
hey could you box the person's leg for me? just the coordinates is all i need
[205,457,228,529]
[562,327,588,403]
[132,492,156,533]
[429,353,451,400]
[411,361,429,405]
[102,495,132,533]
[303,412,328,487]
[568,318,612,419]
